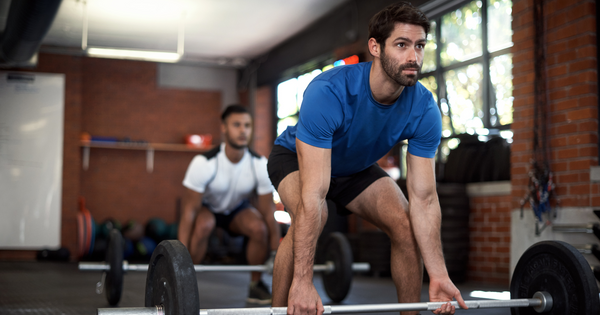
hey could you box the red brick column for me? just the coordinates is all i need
[469,194,512,285]
[511,0,598,210]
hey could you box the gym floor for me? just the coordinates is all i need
[0,261,510,315]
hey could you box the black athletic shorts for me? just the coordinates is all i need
[204,199,252,234]
[267,145,389,215]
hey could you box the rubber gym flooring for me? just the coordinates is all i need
[0,261,510,315]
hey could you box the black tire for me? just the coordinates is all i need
[105,229,123,306]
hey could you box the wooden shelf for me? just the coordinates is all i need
[80,141,213,152]
[80,141,214,172]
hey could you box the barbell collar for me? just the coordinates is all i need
[98,292,550,315]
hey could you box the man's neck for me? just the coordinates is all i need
[224,142,245,164]
[369,60,405,105]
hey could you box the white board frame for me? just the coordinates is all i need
[0,71,64,249]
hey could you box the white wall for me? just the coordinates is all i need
[511,207,600,282]
[157,63,238,109]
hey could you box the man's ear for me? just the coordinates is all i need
[368,38,381,58]
[221,122,226,134]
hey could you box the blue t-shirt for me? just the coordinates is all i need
[274,61,441,177]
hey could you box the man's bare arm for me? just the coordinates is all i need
[255,193,281,251]
[178,188,203,249]
[406,152,467,312]
[287,138,331,314]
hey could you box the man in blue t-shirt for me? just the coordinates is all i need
[267,2,468,315]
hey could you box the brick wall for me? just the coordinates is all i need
[468,194,512,285]
[0,53,273,260]
[79,58,222,226]
[512,0,598,210]
[252,86,274,158]
[238,86,274,158]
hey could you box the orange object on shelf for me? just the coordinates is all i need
[80,132,91,143]
[185,134,212,148]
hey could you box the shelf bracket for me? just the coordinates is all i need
[83,145,90,170]
[146,148,154,173]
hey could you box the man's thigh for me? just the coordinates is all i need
[267,145,302,217]
[228,207,266,236]
[344,176,409,230]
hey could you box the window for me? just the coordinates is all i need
[418,0,514,165]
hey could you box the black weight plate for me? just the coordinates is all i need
[106,229,124,306]
[322,232,353,303]
[510,240,600,315]
[145,240,199,315]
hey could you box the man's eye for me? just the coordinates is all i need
[397,43,405,48]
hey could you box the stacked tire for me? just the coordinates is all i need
[437,183,470,283]
[358,230,391,277]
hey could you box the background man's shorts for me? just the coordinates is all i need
[204,199,252,234]
[267,145,389,215]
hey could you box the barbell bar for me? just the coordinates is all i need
[552,222,600,240]
[83,230,367,306]
[98,291,553,315]
[79,260,370,274]
[98,238,600,315]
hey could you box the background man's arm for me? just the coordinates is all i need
[255,192,281,251]
[178,188,203,249]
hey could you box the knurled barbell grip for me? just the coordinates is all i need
[98,292,551,315]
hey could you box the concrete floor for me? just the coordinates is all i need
[0,261,511,315]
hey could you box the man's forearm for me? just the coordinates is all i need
[409,200,448,279]
[292,197,325,282]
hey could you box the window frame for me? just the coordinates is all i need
[421,0,513,134]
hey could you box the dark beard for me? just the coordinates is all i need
[226,137,247,150]
[380,49,421,86]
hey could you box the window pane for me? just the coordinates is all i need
[277,116,298,136]
[277,78,298,119]
[488,0,513,52]
[296,69,322,111]
[422,21,437,73]
[440,0,483,66]
[419,75,438,102]
[444,63,484,134]
[490,53,513,126]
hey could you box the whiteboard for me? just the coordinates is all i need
[0,71,64,249]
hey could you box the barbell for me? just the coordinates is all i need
[98,239,600,315]
[552,222,600,240]
[81,230,370,305]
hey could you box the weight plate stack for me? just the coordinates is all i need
[358,230,391,277]
[145,240,199,315]
[510,241,600,315]
[437,182,470,283]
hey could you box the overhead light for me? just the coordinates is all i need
[86,48,181,63]
[81,2,185,63]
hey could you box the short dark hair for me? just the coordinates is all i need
[221,105,250,122]
[368,2,430,49]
